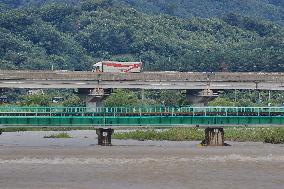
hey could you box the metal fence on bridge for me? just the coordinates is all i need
[0,106,283,127]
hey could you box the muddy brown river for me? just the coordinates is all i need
[0,131,284,189]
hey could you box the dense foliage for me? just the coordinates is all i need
[103,89,186,107]
[16,92,82,106]
[104,89,144,107]
[0,0,283,72]
[3,0,284,25]
[124,0,284,25]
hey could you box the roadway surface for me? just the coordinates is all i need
[0,71,284,90]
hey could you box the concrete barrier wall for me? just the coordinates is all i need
[1,71,284,82]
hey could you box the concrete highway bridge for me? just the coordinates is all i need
[0,71,284,90]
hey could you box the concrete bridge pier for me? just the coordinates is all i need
[202,127,224,146]
[96,128,114,146]
[187,89,218,106]
[77,88,112,109]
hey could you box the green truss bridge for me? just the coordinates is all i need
[0,106,284,128]
[1,106,283,146]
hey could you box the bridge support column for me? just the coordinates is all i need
[77,88,112,109]
[186,89,218,106]
[202,127,224,146]
[96,128,114,146]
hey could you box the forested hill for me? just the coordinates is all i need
[0,0,284,72]
[124,0,284,26]
[2,0,284,25]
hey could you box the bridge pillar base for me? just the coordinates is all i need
[96,128,114,146]
[202,127,224,146]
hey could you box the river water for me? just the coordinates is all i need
[0,131,283,189]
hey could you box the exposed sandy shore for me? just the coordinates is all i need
[0,131,284,189]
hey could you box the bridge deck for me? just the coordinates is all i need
[0,71,284,90]
[0,106,283,128]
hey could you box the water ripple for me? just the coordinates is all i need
[1,154,284,165]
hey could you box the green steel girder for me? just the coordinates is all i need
[0,106,283,127]
[0,116,283,127]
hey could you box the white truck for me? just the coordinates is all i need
[92,61,142,73]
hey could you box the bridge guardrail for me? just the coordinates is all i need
[0,106,283,117]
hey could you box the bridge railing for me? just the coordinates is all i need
[0,106,283,117]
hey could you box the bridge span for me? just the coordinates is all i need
[0,71,284,90]
[0,106,283,146]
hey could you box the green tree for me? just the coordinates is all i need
[81,0,113,11]
[208,97,237,106]
[158,90,185,106]
[104,89,142,107]
[62,95,82,106]
[20,94,51,106]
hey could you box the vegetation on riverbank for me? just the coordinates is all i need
[113,127,284,144]
[1,126,284,144]
[43,132,72,138]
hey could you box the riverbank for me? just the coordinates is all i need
[1,127,284,144]
[113,127,284,144]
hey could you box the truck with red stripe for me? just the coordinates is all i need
[92,61,142,73]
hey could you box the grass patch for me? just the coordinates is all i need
[225,127,284,144]
[113,127,284,144]
[44,132,72,138]
[113,128,204,141]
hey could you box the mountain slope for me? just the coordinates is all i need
[1,0,284,25]
[0,0,283,72]
[123,0,284,25]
